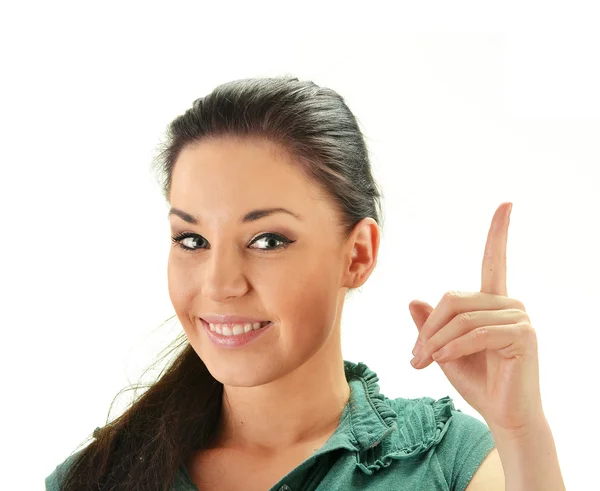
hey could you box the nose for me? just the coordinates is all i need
[201,244,249,301]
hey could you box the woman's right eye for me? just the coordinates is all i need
[171,232,205,252]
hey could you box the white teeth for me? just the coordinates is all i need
[208,321,269,336]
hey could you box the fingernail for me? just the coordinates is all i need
[431,348,445,361]
[412,341,423,357]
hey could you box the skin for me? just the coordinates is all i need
[167,136,380,454]
[408,203,565,489]
[407,203,543,431]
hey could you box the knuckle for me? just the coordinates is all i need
[520,311,531,323]
[511,299,527,312]
[519,322,537,339]
[457,311,475,328]
[508,308,530,323]
[443,291,456,302]
[443,290,463,306]
[474,326,489,341]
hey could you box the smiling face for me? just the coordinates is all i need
[167,137,357,387]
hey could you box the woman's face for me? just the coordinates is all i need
[167,137,358,387]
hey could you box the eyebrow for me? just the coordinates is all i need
[168,207,303,225]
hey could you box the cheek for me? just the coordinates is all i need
[272,257,341,339]
[167,256,190,314]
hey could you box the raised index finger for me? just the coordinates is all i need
[481,202,512,296]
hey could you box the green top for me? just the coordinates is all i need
[46,360,496,490]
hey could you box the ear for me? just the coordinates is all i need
[408,300,434,333]
[343,218,380,289]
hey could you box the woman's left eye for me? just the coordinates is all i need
[170,232,294,253]
[249,233,293,251]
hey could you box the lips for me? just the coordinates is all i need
[200,315,271,324]
[200,318,274,348]
[201,318,271,327]
[200,318,272,330]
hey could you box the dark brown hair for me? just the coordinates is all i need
[59,75,384,490]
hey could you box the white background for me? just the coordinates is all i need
[1,1,598,489]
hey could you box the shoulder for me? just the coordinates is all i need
[389,396,497,491]
[464,447,504,490]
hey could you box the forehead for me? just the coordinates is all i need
[169,137,331,221]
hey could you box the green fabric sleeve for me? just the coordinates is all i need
[434,409,497,491]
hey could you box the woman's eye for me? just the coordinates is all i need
[171,234,206,251]
[171,232,294,253]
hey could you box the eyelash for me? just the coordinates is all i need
[171,232,294,253]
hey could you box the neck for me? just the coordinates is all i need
[213,333,350,453]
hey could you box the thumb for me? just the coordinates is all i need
[408,300,434,333]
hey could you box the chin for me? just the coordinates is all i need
[215,369,275,388]
[202,356,281,388]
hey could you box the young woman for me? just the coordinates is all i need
[45,76,564,490]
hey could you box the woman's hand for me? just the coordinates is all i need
[408,203,544,432]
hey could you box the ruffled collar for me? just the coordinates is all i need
[327,360,455,475]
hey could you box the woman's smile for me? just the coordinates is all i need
[200,317,275,348]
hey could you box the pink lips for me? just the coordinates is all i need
[201,314,270,324]
[201,318,273,349]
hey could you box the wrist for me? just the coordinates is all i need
[487,414,566,491]
[486,409,548,442]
